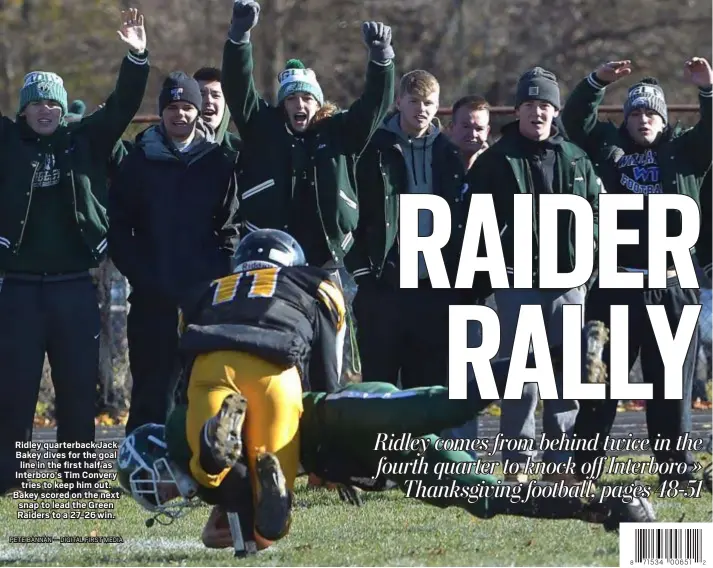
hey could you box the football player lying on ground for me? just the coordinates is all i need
[117,321,655,553]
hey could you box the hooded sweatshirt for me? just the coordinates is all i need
[384,113,441,279]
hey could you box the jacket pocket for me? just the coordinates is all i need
[242,179,275,199]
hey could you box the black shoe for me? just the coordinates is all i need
[254,452,292,542]
[204,393,248,470]
[589,483,656,532]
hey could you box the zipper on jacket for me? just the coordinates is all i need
[312,166,335,262]
[17,161,41,250]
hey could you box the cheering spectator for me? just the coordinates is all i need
[193,66,242,157]
[0,8,149,495]
[467,67,602,482]
[108,71,240,435]
[350,70,479,389]
[562,58,712,484]
[221,0,394,271]
[448,95,492,171]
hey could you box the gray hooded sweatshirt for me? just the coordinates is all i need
[384,113,441,279]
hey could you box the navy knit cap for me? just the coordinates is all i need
[158,71,203,115]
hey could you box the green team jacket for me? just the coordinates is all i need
[561,74,711,204]
[221,40,394,264]
[466,122,602,286]
[347,115,470,287]
[0,51,150,268]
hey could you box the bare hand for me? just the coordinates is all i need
[684,57,713,87]
[117,8,147,54]
[594,60,632,85]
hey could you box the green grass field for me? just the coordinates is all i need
[1,455,711,567]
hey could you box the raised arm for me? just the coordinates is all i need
[677,57,713,175]
[561,60,632,151]
[332,22,395,155]
[83,8,149,157]
[221,0,266,137]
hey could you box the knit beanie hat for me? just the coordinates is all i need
[515,67,561,110]
[277,59,324,106]
[18,71,68,116]
[158,71,203,116]
[623,78,668,125]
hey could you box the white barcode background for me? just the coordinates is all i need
[620,523,712,566]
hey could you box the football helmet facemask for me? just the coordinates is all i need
[116,423,200,524]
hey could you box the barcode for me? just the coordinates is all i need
[621,523,712,566]
[635,528,702,562]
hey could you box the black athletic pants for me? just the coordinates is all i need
[124,293,179,435]
[574,276,697,480]
[0,272,99,493]
[353,276,470,388]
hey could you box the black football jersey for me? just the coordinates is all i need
[178,265,346,392]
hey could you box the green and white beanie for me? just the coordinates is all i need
[277,59,324,106]
[18,71,68,116]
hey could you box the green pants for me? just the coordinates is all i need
[305,382,500,517]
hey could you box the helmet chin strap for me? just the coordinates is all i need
[145,467,202,528]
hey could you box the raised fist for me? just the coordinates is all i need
[684,57,713,88]
[594,60,632,85]
[361,21,394,62]
[229,0,260,44]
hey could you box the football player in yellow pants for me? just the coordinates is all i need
[176,228,347,547]
[185,351,303,544]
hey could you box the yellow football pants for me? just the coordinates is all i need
[185,350,303,502]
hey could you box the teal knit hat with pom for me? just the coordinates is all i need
[18,71,68,116]
[277,59,324,106]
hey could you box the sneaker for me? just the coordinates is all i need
[583,320,609,384]
[204,393,248,470]
[254,452,292,542]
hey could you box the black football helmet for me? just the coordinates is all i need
[232,229,307,272]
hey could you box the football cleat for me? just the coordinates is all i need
[583,320,609,384]
[254,452,292,542]
[204,393,248,470]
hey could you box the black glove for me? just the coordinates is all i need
[337,484,364,506]
[361,21,394,63]
[229,0,260,44]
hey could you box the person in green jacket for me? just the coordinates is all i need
[221,0,394,381]
[0,8,150,496]
[561,57,713,486]
[220,0,394,270]
[466,67,603,483]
